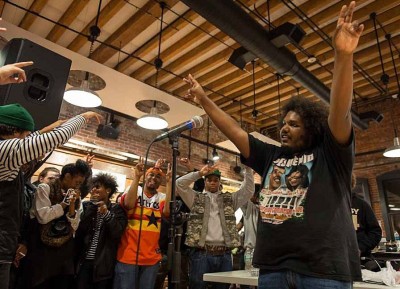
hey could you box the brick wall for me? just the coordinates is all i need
[59,102,253,183]
[354,98,400,237]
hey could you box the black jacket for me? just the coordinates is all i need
[75,201,127,282]
[0,171,24,261]
[351,194,382,256]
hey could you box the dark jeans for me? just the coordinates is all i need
[258,271,352,289]
[154,251,190,289]
[113,261,159,289]
[189,249,232,289]
[76,260,109,289]
[0,263,11,289]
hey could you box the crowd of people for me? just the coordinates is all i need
[0,2,387,289]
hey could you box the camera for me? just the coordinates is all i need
[63,189,74,205]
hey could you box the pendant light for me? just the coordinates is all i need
[383,96,400,158]
[136,100,168,130]
[212,148,220,161]
[63,0,104,108]
[137,2,168,130]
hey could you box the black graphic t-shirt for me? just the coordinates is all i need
[241,129,361,282]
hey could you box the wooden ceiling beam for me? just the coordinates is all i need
[116,9,198,73]
[18,0,48,30]
[46,0,90,43]
[143,31,230,85]
[130,21,218,80]
[67,0,126,52]
[90,0,177,63]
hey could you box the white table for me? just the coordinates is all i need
[203,270,400,288]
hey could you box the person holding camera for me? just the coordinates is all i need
[24,159,91,289]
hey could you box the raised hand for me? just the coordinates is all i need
[0,61,33,85]
[199,164,218,177]
[183,74,207,104]
[80,111,103,124]
[154,158,166,169]
[85,153,95,169]
[333,1,364,55]
[165,163,172,182]
[179,157,194,172]
[133,157,145,178]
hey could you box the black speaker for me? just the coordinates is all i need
[0,38,72,129]
[228,47,257,70]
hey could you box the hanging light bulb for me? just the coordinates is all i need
[63,78,102,108]
[137,2,168,130]
[137,101,168,130]
[64,1,104,108]
[383,137,400,158]
[212,147,220,161]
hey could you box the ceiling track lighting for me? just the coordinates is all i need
[137,2,169,130]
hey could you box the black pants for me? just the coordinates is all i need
[76,260,109,289]
[0,263,11,289]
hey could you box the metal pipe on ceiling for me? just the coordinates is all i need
[181,0,368,130]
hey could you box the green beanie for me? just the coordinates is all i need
[205,169,222,179]
[0,103,35,132]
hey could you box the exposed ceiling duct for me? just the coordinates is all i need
[181,0,368,130]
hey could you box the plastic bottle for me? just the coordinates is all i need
[244,248,253,272]
[395,231,400,251]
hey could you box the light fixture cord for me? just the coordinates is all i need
[252,61,256,111]
[207,117,210,161]
[371,13,389,89]
[386,33,400,93]
[277,73,281,118]
[154,1,166,88]
[390,98,398,138]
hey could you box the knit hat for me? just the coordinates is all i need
[0,104,35,132]
[205,169,221,179]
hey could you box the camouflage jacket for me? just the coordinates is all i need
[176,169,255,248]
[185,192,240,248]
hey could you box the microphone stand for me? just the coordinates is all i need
[167,134,182,289]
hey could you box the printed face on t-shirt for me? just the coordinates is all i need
[269,165,285,190]
[259,154,313,225]
[280,111,310,153]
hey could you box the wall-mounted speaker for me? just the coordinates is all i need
[0,38,72,129]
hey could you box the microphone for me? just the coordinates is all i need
[154,116,204,142]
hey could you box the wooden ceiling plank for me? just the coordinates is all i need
[143,31,230,85]
[162,47,238,92]
[46,0,90,43]
[90,0,176,63]
[116,9,198,73]
[67,0,126,52]
[19,0,48,30]
[130,21,218,80]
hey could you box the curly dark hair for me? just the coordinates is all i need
[92,173,118,198]
[279,96,329,149]
[60,159,91,179]
[0,124,25,136]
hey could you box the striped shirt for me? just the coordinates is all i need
[0,115,86,181]
[86,210,111,260]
